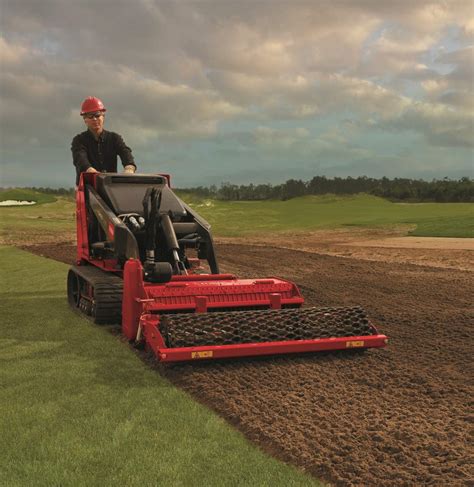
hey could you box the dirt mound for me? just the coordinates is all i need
[22,242,473,486]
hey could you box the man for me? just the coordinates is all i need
[71,96,137,184]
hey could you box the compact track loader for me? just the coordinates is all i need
[67,173,387,362]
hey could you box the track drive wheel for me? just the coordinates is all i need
[90,283,123,325]
[67,269,81,308]
[67,265,123,325]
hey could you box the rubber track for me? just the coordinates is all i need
[160,306,376,348]
[71,265,123,324]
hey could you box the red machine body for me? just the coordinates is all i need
[71,173,387,362]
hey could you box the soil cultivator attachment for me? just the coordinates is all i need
[68,173,387,362]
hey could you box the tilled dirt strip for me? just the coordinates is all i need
[216,230,474,271]
[22,242,474,487]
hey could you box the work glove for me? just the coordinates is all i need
[123,165,136,174]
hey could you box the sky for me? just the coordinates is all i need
[0,0,473,188]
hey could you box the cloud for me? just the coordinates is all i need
[254,126,310,149]
[0,1,472,187]
[0,36,28,65]
[381,101,474,148]
[0,57,244,150]
[437,46,474,88]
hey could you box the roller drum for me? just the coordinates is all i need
[160,306,376,348]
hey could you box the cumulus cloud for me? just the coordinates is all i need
[0,36,29,65]
[254,126,310,149]
[382,101,474,148]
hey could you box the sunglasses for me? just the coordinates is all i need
[84,112,103,119]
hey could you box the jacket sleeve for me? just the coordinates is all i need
[71,134,92,173]
[114,133,136,170]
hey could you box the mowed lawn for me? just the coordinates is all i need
[0,191,75,244]
[183,194,474,238]
[1,189,473,242]
[0,247,320,486]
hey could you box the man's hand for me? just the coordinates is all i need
[86,167,99,173]
[123,165,136,174]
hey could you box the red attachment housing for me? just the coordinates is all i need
[121,258,387,363]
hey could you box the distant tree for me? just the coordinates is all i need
[279,179,307,200]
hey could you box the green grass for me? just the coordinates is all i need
[1,190,473,243]
[183,194,474,238]
[0,188,57,204]
[406,215,474,237]
[0,197,75,244]
[0,247,320,486]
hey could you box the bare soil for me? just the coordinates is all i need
[217,228,474,271]
[21,240,473,487]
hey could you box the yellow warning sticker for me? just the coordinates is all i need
[191,351,214,359]
[346,340,365,348]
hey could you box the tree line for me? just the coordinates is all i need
[179,176,473,202]
[3,176,473,202]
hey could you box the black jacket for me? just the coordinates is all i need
[71,130,136,184]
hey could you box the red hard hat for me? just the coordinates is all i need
[80,96,106,115]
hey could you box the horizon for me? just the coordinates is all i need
[0,173,471,191]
